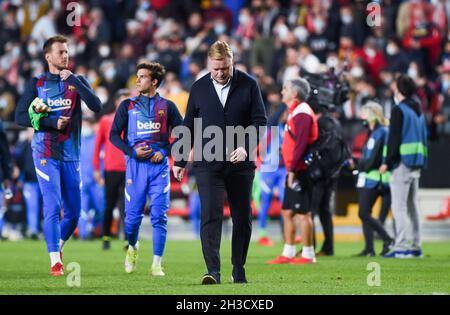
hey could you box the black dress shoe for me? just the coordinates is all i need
[201,274,220,285]
[380,239,395,256]
[354,249,375,257]
[231,267,247,283]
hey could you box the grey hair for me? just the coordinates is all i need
[287,77,311,100]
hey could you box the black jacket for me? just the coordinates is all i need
[174,69,267,171]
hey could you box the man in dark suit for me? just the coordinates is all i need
[173,41,267,284]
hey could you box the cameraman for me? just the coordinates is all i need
[309,104,341,257]
[267,77,319,265]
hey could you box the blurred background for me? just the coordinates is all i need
[0,0,450,243]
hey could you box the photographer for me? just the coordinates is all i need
[309,104,341,257]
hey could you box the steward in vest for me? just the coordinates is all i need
[380,74,428,258]
[355,102,394,257]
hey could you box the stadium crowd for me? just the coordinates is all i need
[0,0,449,245]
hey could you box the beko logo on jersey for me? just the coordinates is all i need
[137,120,160,135]
[137,120,161,130]
[47,98,72,107]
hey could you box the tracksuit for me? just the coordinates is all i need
[110,93,182,256]
[15,72,101,252]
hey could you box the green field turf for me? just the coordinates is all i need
[1,239,449,295]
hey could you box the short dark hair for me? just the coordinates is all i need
[396,74,416,98]
[43,35,68,54]
[136,62,166,88]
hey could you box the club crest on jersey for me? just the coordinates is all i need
[40,159,47,166]
[68,85,76,92]
[158,110,164,117]
[127,179,132,186]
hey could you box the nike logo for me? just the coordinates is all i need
[162,173,168,178]
[43,88,51,91]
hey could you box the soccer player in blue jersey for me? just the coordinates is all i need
[110,62,183,276]
[15,35,102,276]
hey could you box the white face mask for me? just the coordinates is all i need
[393,95,400,105]
[275,24,289,41]
[313,18,325,33]
[341,14,353,25]
[326,57,339,69]
[170,86,182,94]
[214,23,227,35]
[365,48,376,59]
[104,67,116,80]
[386,44,397,56]
[351,67,364,78]
[408,67,418,79]
[239,14,249,25]
[28,44,38,56]
[99,45,110,58]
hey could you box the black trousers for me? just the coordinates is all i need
[102,171,125,238]
[196,167,255,280]
[358,187,392,252]
[311,179,335,254]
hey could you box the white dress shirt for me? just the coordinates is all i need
[211,75,232,107]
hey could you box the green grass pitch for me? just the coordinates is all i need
[1,240,449,295]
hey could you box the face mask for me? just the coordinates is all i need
[274,24,289,41]
[214,23,227,35]
[313,18,325,33]
[28,44,38,56]
[382,76,392,86]
[341,15,353,25]
[88,74,97,84]
[11,46,20,58]
[0,97,7,109]
[442,80,450,93]
[386,44,397,56]
[326,57,338,69]
[365,48,376,59]
[104,67,116,80]
[408,67,418,79]
[294,26,308,42]
[170,86,182,94]
[351,67,364,78]
[99,45,110,58]
[239,14,249,25]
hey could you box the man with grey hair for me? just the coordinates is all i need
[268,77,320,265]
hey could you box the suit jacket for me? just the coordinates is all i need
[174,69,267,171]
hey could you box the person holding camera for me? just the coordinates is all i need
[267,77,319,265]
[355,102,394,257]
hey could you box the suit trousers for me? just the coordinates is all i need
[196,166,255,279]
